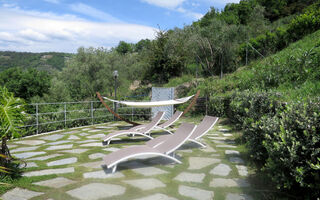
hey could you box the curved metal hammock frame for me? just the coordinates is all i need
[96,90,200,126]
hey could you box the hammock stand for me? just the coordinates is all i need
[96,90,200,126]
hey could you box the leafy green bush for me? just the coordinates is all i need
[261,100,320,198]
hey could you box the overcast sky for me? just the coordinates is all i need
[0,0,240,53]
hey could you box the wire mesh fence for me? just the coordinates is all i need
[22,101,151,136]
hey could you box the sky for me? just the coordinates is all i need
[0,0,240,53]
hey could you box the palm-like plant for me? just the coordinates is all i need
[0,86,26,165]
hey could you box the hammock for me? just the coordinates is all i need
[96,90,200,126]
[102,95,194,108]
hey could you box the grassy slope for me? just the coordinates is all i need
[176,29,320,102]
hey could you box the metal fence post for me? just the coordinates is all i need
[91,101,94,125]
[64,103,67,127]
[36,103,39,134]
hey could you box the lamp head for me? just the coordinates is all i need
[113,70,118,78]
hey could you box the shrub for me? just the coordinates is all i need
[261,100,320,198]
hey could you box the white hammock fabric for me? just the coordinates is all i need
[103,95,194,108]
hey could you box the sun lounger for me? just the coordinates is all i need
[103,123,196,173]
[133,111,183,134]
[103,111,165,145]
[146,115,219,148]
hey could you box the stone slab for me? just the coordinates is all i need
[174,172,205,183]
[225,150,240,155]
[95,126,112,129]
[209,178,250,187]
[210,164,232,176]
[1,187,44,200]
[88,129,101,133]
[68,135,80,140]
[28,154,62,161]
[23,167,74,177]
[40,134,64,141]
[80,142,102,147]
[219,128,231,132]
[200,145,217,153]
[46,140,70,145]
[216,145,237,148]
[11,146,39,153]
[83,170,124,179]
[47,157,77,166]
[76,139,98,144]
[132,166,169,176]
[14,140,45,145]
[66,183,125,200]
[87,134,105,139]
[229,157,245,164]
[79,133,89,136]
[188,157,221,170]
[223,133,233,137]
[88,153,105,159]
[103,147,120,152]
[123,178,165,190]
[19,162,38,169]
[33,177,76,188]
[132,193,178,200]
[208,137,228,140]
[226,193,253,200]
[63,130,79,135]
[45,144,73,150]
[60,149,89,154]
[80,160,104,169]
[179,185,214,200]
[236,165,248,176]
[13,151,46,159]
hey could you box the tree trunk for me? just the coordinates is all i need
[0,137,10,166]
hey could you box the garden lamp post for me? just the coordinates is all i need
[113,70,118,120]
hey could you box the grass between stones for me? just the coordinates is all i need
[0,116,272,200]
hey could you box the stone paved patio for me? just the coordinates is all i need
[3,119,257,200]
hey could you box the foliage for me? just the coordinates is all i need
[46,47,146,101]
[0,86,26,140]
[0,86,26,166]
[142,30,184,84]
[0,51,70,72]
[239,2,320,62]
[115,41,134,55]
[0,68,51,102]
[260,101,320,197]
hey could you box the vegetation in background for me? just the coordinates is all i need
[0,51,70,72]
[0,68,51,102]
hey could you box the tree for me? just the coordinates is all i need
[115,41,133,55]
[0,67,51,101]
[143,30,184,84]
[0,86,26,166]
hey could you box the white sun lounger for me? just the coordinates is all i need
[146,115,219,148]
[103,111,165,145]
[103,123,196,173]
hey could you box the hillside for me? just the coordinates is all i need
[0,51,72,72]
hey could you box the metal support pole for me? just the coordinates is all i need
[91,101,94,125]
[114,76,117,121]
[36,104,39,134]
[132,107,134,121]
[246,42,248,66]
[64,103,67,127]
